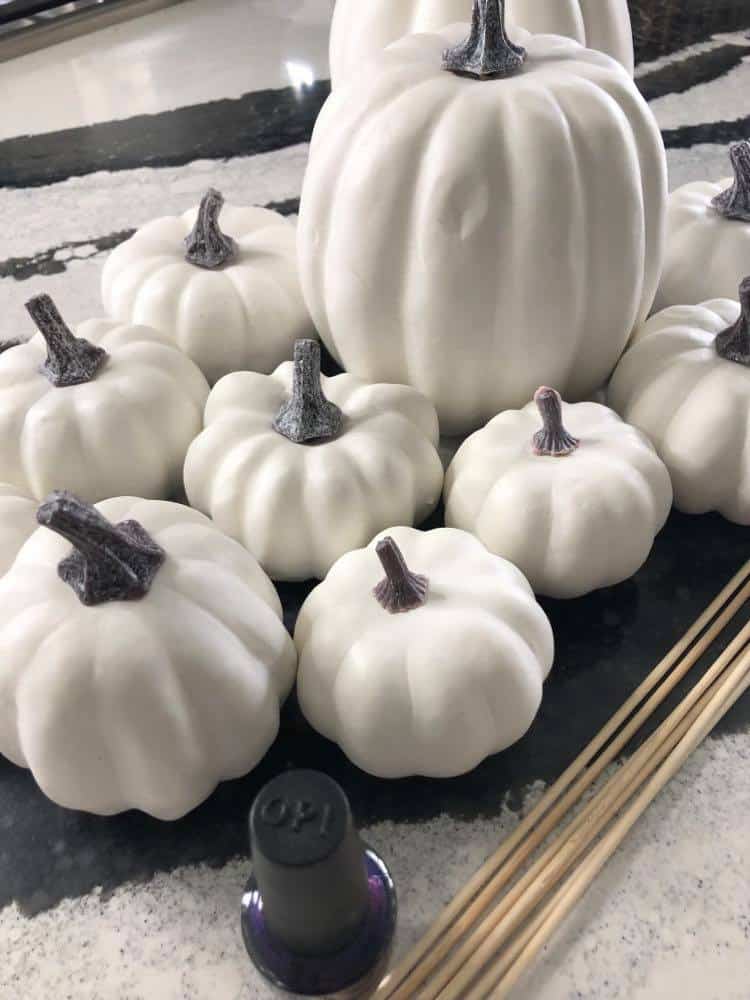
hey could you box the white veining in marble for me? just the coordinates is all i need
[0,0,335,141]
[1,734,747,999]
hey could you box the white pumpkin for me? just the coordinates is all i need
[655,142,750,311]
[444,388,673,598]
[609,281,750,524]
[0,484,36,577]
[295,526,553,778]
[329,0,634,86]
[299,1,666,434]
[0,492,297,819]
[101,189,314,385]
[184,339,443,581]
[0,295,209,503]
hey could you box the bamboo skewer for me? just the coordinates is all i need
[433,618,750,1000]
[376,562,750,1000]
[463,638,750,1000]
[487,641,750,1000]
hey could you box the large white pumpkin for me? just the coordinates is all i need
[102,189,314,385]
[0,493,296,819]
[609,282,750,524]
[0,484,36,577]
[299,3,666,434]
[655,142,750,311]
[295,526,554,778]
[0,295,209,503]
[329,0,634,86]
[444,388,672,598]
[184,339,443,580]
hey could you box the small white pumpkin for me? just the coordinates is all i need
[0,492,297,819]
[295,527,553,778]
[329,0,634,86]
[609,281,750,524]
[299,0,666,434]
[0,484,36,577]
[101,189,314,385]
[0,295,209,503]
[655,142,750,310]
[444,388,673,598]
[184,339,444,581]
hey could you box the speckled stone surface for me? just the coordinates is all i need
[2,1,750,997]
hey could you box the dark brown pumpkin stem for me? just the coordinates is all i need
[272,339,343,443]
[36,491,165,606]
[532,386,580,457]
[374,536,429,614]
[443,0,526,79]
[715,277,750,365]
[25,294,108,387]
[712,141,750,222]
[184,188,236,269]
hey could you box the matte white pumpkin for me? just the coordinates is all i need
[0,493,297,819]
[444,388,673,598]
[299,1,666,434]
[609,281,750,524]
[0,295,209,503]
[184,339,443,581]
[295,527,553,778]
[329,0,634,85]
[101,189,314,385]
[655,142,750,310]
[0,484,36,577]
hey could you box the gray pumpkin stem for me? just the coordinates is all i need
[25,294,109,388]
[36,491,166,606]
[532,386,580,457]
[443,0,526,79]
[184,188,237,269]
[374,536,429,615]
[715,277,750,365]
[712,141,750,223]
[272,339,343,443]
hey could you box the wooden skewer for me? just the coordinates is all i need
[488,642,750,1000]
[463,638,750,1000]
[388,562,750,1000]
[376,562,750,1000]
[432,618,750,1000]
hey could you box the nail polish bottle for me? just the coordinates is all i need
[241,770,397,998]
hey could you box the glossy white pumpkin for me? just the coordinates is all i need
[0,484,36,576]
[655,144,750,310]
[102,191,314,385]
[609,288,750,524]
[295,526,554,778]
[0,298,208,503]
[444,390,672,598]
[184,341,443,581]
[329,0,634,85]
[299,21,666,434]
[0,495,296,819]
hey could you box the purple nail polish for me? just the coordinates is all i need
[241,770,397,998]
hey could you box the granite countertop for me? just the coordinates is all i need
[1,2,750,998]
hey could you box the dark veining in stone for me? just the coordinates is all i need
[0,199,299,284]
[663,114,750,150]
[630,1,750,63]
[0,82,330,189]
[637,41,750,102]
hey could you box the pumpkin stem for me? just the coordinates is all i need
[36,491,166,606]
[715,277,750,365]
[532,386,580,457]
[443,0,526,79]
[25,294,109,387]
[712,141,750,222]
[184,187,237,269]
[374,536,429,614]
[272,339,343,443]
